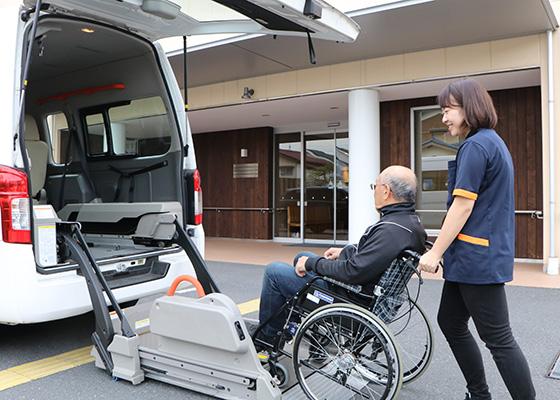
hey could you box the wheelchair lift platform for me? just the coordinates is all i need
[58,212,355,400]
[98,288,362,400]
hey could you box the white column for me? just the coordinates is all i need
[348,89,380,243]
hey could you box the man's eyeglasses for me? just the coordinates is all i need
[370,183,388,191]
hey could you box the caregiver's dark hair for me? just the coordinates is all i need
[438,78,498,130]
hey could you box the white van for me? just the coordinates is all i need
[0,0,359,325]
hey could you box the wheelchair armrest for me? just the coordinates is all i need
[321,276,363,294]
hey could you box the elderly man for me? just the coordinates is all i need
[258,165,427,342]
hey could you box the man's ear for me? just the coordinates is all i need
[383,189,391,200]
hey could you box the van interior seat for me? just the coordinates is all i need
[24,115,49,202]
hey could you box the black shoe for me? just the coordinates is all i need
[254,331,285,352]
[464,393,492,400]
[244,317,259,337]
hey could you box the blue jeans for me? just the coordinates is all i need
[259,252,326,337]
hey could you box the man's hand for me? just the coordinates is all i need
[324,247,342,260]
[418,249,442,274]
[295,256,308,277]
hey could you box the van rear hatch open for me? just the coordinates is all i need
[17,0,360,284]
[25,0,360,42]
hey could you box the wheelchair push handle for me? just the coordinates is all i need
[400,250,424,284]
[402,249,421,261]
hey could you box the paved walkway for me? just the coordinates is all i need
[205,240,560,398]
[205,237,560,289]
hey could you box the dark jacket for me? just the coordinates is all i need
[304,202,426,292]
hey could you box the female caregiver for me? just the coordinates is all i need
[418,78,535,400]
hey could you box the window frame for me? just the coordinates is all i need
[81,101,129,160]
[410,104,462,236]
[80,98,173,161]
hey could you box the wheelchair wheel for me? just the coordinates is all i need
[293,303,402,400]
[386,300,433,384]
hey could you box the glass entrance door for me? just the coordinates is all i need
[304,133,335,240]
[274,133,302,239]
[274,131,349,243]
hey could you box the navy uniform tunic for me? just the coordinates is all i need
[443,128,515,284]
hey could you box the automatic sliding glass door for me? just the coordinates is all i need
[304,133,335,240]
[273,131,349,243]
[274,133,302,239]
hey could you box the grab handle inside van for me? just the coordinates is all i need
[167,275,205,298]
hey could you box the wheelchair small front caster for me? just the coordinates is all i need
[271,363,289,388]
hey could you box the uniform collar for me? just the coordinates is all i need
[378,202,416,217]
[466,128,480,139]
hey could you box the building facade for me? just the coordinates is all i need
[167,0,560,272]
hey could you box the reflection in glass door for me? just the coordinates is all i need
[274,133,302,238]
[304,134,335,240]
[335,133,349,241]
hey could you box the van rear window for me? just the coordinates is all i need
[83,96,172,157]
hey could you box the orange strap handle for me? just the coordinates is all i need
[167,275,206,298]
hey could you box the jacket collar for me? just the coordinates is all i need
[378,202,416,217]
[466,128,480,139]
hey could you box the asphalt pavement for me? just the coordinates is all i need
[0,261,559,399]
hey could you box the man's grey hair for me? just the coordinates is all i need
[384,175,416,203]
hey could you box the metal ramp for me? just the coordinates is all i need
[282,363,368,400]
[283,374,354,400]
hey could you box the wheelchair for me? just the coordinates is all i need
[251,249,434,400]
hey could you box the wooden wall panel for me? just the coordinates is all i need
[194,127,273,239]
[380,87,543,259]
[492,87,543,259]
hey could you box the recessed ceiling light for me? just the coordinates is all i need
[81,28,95,34]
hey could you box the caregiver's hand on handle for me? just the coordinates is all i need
[418,249,442,274]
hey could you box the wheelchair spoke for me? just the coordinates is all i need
[352,365,388,399]
[319,319,344,354]
[301,333,337,364]
[294,306,402,400]
[299,358,379,400]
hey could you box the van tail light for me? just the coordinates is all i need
[193,169,203,225]
[0,165,31,244]
[184,168,203,226]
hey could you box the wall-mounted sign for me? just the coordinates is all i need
[233,163,259,178]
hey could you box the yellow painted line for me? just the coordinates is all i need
[0,346,93,391]
[238,298,260,315]
[0,297,261,392]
